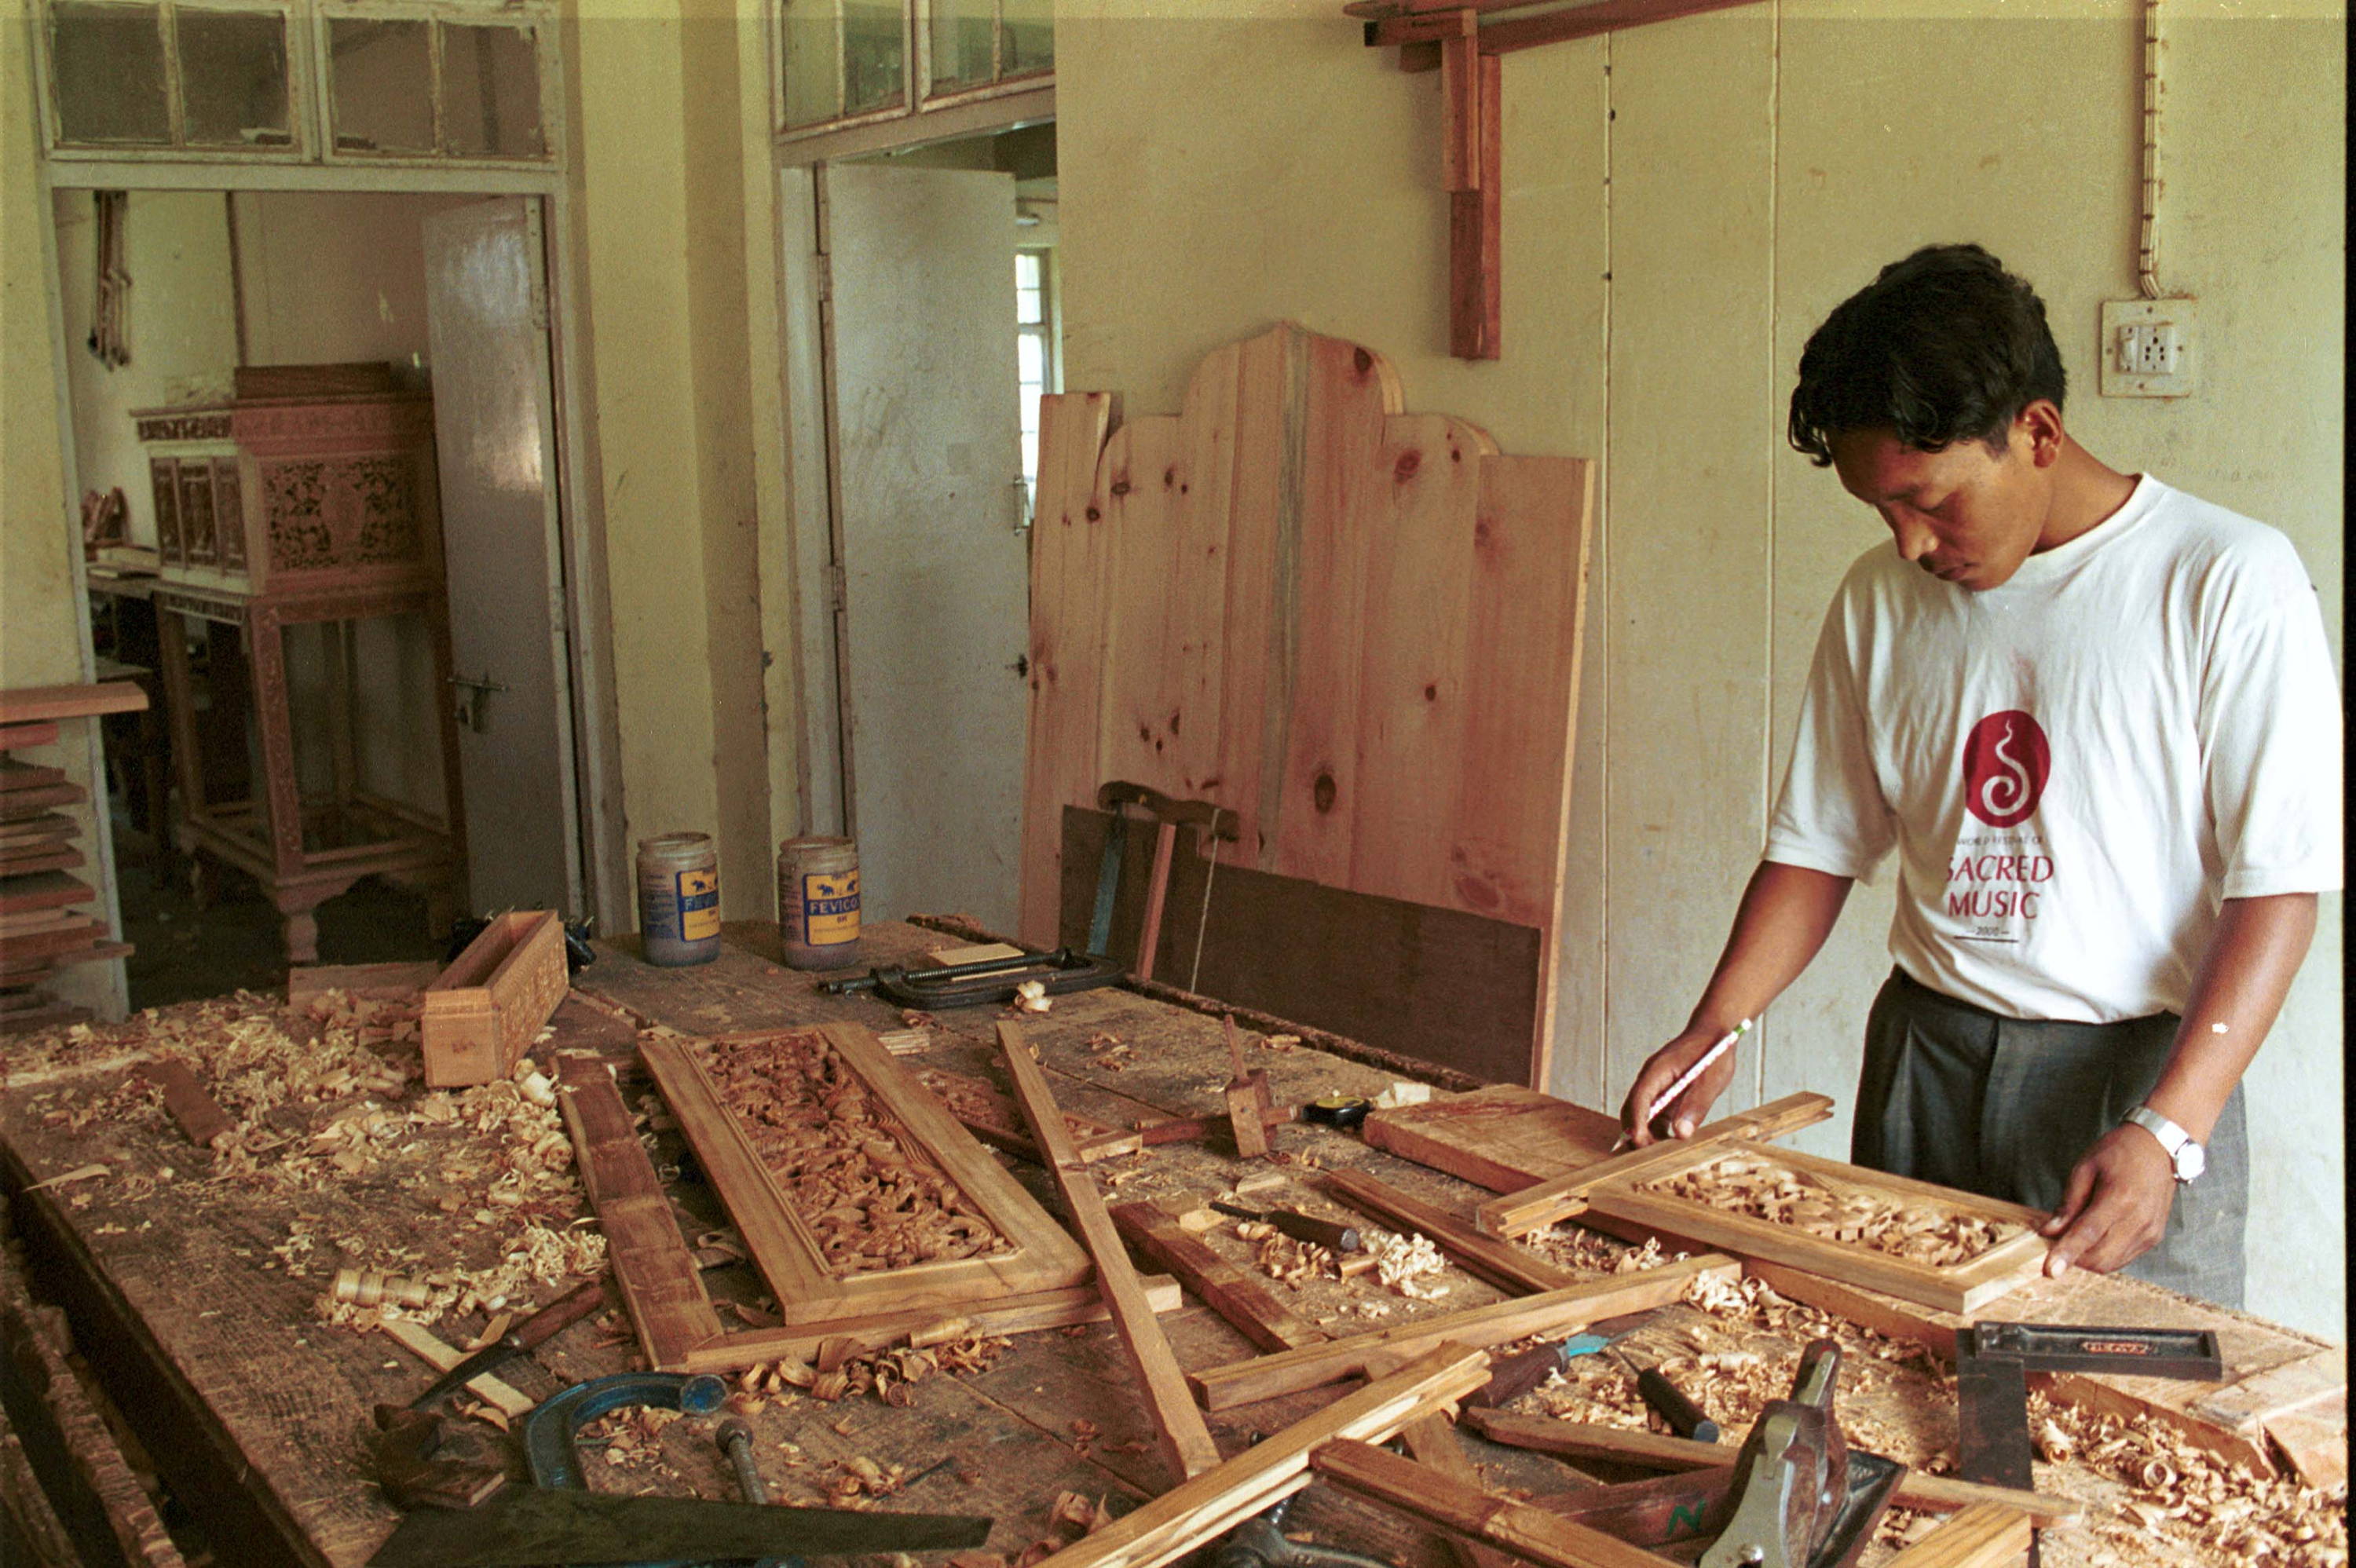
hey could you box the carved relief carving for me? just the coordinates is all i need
[151,459,183,565]
[134,412,233,443]
[178,462,219,565]
[265,462,335,571]
[352,458,419,562]
[234,400,430,446]
[214,460,247,570]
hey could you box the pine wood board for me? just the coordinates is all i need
[0,684,148,726]
[1187,1253,1738,1411]
[638,1024,1092,1328]
[1018,323,1596,1087]
[1363,1083,1625,1192]
[998,1021,1222,1482]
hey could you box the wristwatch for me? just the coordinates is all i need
[2125,1106,2206,1184]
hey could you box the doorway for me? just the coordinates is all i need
[789,122,1058,934]
[50,186,586,1003]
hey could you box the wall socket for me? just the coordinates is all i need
[2101,298,2198,398]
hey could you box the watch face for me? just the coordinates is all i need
[2178,1142,2207,1182]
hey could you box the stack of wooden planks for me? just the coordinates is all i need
[2,683,147,1032]
[1019,324,1596,1087]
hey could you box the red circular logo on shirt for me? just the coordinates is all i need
[1963,711,2051,828]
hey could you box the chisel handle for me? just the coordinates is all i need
[1210,1201,1362,1254]
[1637,1366,1719,1444]
[1468,1343,1564,1409]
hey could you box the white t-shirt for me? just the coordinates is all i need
[1765,474,2343,1022]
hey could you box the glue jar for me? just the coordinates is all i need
[777,835,860,970]
[636,832,720,966]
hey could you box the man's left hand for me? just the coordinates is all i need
[2040,1124,2179,1277]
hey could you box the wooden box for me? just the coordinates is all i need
[421,911,567,1087]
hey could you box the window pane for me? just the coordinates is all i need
[1015,252,1041,288]
[840,0,903,115]
[779,0,839,128]
[1021,429,1038,480]
[1017,334,1044,384]
[1002,0,1052,75]
[443,23,545,159]
[178,9,291,147]
[329,18,434,153]
[1020,385,1041,433]
[50,5,170,144]
[929,0,991,90]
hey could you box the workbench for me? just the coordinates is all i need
[0,920,2342,1568]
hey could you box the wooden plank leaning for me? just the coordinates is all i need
[1312,1440,1678,1568]
[1460,1410,2083,1526]
[997,1020,1223,1482]
[1187,1253,1739,1412]
[1474,1091,1834,1237]
[1026,1343,1492,1568]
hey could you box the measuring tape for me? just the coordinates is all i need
[1302,1092,1374,1129]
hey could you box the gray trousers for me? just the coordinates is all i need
[1853,967,2247,1308]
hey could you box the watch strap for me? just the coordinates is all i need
[2126,1106,2204,1182]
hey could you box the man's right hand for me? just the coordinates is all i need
[1619,1029,1744,1147]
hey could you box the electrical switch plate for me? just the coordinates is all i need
[2101,298,2198,398]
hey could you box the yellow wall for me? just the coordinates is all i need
[1054,0,2344,1335]
[566,0,773,921]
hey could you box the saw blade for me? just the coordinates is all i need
[367,1486,993,1566]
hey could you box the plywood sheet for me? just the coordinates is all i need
[1019,324,1595,1086]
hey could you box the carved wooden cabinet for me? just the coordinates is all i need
[132,366,465,963]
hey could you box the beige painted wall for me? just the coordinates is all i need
[567,0,772,921]
[1054,1,2343,1336]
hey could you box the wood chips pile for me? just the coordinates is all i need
[696,1029,1011,1275]
[1645,1151,2027,1266]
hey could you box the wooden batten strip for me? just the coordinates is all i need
[998,1021,1223,1482]
[914,1065,1143,1165]
[1187,1253,1736,1412]
[679,1276,1187,1376]
[1461,1410,2083,1526]
[1321,1168,1579,1294]
[1026,1343,1492,1568]
[0,683,148,726]
[1397,1415,1524,1568]
[1312,1440,1680,1568]
[1109,1201,1329,1353]
[554,1054,725,1369]
[1882,1504,2033,1568]
[1476,1092,1835,1237]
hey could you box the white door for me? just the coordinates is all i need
[422,197,584,916]
[825,164,1027,929]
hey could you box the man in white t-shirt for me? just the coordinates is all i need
[1618,245,2341,1306]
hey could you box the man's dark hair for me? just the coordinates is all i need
[1787,243,2067,466]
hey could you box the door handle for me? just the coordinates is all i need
[447,673,510,733]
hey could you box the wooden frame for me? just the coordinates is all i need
[555,1051,1176,1373]
[638,1022,1092,1327]
[1577,1142,2049,1315]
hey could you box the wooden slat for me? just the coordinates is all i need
[0,786,86,823]
[1321,1168,1581,1294]
[1187,1253,1738,1411]
[912,1065,1144,1164]
[1462,1411,2083,1526]
[0,922,105,963]
[1099,418,1191,804]
[1210,324,1301,868]
[376,1321,534,1418]
[679,1275,1188,1376]
[1312,1440,1679,1568]
[137,1061,235,1149]
[1017,390,1118,947]
[0,722,62,751]
[0,849,83,879]
[0,684,148,726]
[554,1054,726,1369]
[1447,50,1502,358]
[0,815,78,846]
[1476,1091,1835,1236]
[1025,1343,1492,1568]
[1440,28,1481,192]
[1108,1201,1328,1353]
[998,1022,1222,1482]
[1363,1083,1624,1192]
[1882,1504,2033,1568]
[1397,1415,1523,1568]
[0,759,67,792]
[1471,0,1768,53]
[0,941,127,985]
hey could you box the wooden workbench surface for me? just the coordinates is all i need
[0,920,2341,1568]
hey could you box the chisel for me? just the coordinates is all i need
[409,1277,607,1409]
[1209,1201,1362,1254]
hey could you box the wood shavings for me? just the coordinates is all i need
[693,1029,1011,1275]
[1646,1150,2027,1266]
[1010,981,1051,1014]
[1366,1229,1449,1299]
